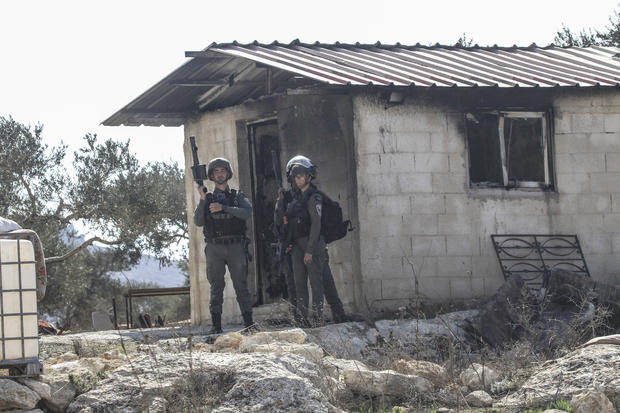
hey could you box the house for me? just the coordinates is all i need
[104,41,620,325]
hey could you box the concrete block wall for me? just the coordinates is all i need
[353,89,620,310]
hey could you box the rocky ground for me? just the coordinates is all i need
[1,310,618,413]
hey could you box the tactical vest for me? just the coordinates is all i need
[286,186,319,240]
[203,189,247,241]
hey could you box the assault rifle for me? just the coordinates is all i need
[189,136,208,193]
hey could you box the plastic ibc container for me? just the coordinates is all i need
[0,239,39,367]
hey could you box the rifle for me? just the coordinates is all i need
[189,136,208,193]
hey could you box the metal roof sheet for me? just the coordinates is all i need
[103,41,620,127]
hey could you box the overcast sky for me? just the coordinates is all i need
[1,0,618,167]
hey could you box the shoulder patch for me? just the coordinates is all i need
[316,203,322,217]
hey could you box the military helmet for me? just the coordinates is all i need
[286,155,317,179]
[207,157,233,181]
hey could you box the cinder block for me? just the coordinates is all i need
[579,232,613,255]
[449,277,474,299]
[403,214,439,235]
[612,233,620,254]
[411,194,446,214]
[556,153,606,173]
[360,174,402,196]
[577,194,612,214]
[411,235,446,256]
[445,194,474,215]
[433,119,466,153]
[555,173,590,194]
[590,173,620,193]
[571,113,605,133]
[447,235,480,255]
[381,277,418,300]
[604,113,620,132]
[437,256,473,277]
[380,153,416,173]
[553,133,590,154]
[470,277,486,297]
[603,214,620,233]
[432,173,467,193]
[416,276,452,300]
[363,235,413,258]
[438,214,474,235]
[554,111,572,134]
[492,213,549,234]
[551,214,604,234]
[361,279,382,302]
[414,256,439,278]
[484,274,506,296]
[389,110,447,133]
[362,257,405,279]
[357,132,398,155]
[415,153,449,172]
[613,193,620,213]
[396,132,432,153]
[607,153,620,172]
[590,132,620,152]
[473,255,501,279]
[367,194,411,216]
[448,153,467,173]
[397,173,433,193]
[359,216,410,242]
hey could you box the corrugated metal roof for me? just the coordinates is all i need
[103,41,620,127]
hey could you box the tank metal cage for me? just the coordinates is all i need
[0,233,43,377]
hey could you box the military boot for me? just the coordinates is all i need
[241,311,258,334]
[209,312,223,335]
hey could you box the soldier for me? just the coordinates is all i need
[280,155,328,326]
[274,185,347,324]
[194,158,255,334]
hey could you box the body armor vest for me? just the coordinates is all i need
[203,189,247,241]
[286,186,317,240]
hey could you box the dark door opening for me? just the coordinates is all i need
[247,120,287,305]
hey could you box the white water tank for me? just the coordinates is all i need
[0,239,39,365]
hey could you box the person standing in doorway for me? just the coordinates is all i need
[194,158,255,334]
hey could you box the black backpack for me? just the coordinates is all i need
[318,191,353,243]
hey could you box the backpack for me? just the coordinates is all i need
[317,191,353,243]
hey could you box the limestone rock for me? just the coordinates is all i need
[393,359,447,387]
[42,379,78,413]
[320,356,369,380]
[498,344,620,409]
[17,377,52,400]
[214,332,243,350]
[465,390,493,407]
[571,390,615,413]
[59,351,79,362]
[238,328,307,352]
[459,363,500,390]
[0,379,40,410]
[67,351,341,412]
[1,409,45,413]
[245,342,324,362]
[436,383,468,407]
[341,369,432,396]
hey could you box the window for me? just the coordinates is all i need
[466,110,552,189]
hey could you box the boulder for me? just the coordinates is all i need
[465,390,493,407]
[341,369,433,396]
[320,356,369,380]
[67,351,341,412]
[244,342,324,362]
[393,359,448,387]
[459,363,500,390]
[0,379,40,410]
[18,377,52,400]
[571,390,615,413]
[499,344,620,409]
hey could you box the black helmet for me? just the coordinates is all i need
[207,157,233,181]
[286,155,317,179]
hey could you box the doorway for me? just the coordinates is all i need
[247,120,288,305]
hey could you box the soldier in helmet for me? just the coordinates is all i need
[193,157,255,334]
[279,155,328,326]
[274,160,348,324]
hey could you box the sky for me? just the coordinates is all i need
[1,0,618,167]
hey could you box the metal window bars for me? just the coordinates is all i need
[491,234,591,294]
[0,233,43,377]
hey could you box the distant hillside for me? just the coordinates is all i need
[109,255,187,288]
